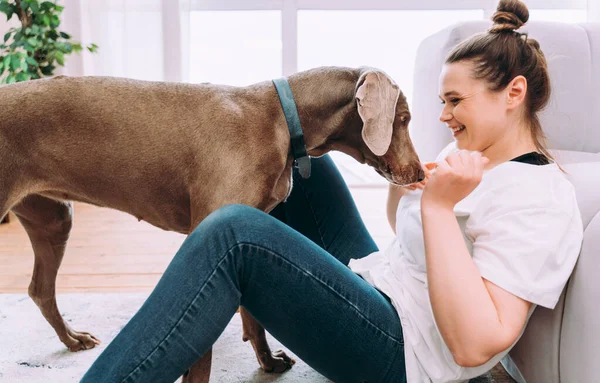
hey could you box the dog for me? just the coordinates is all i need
[0,66,423,382]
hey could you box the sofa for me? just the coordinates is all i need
[410,21,600,383]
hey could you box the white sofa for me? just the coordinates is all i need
[410,21,600,383]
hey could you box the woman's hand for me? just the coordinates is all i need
[403,162,437,191]
[421,150,489,210]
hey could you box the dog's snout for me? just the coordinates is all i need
[417,168,425,182]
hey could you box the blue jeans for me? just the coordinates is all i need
[81,155,406,383]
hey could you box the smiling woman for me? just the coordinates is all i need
[439,0,555,171]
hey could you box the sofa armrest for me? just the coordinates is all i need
[560,211,600,382]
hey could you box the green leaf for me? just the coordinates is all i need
[41,1,54,11]
[6,75,16,84]
[25,55,38,66]
[20,58,28,71]
[3,32,10,43]
[28,1,39,13]
[31,25,40,34]
[16,71,31,82]
[55,5,64,13]
[40,64,54,75]
[10,54,20,71]
[50,14,60,28]
[6,7,13,20]
[72,43,82,53]
[2,55,10,69]
[59,31,70,39]
[23,42,35,52]
[42,14,50,26]
[26,37,38,47]
[10,40,23,49]
[55,50,64,65]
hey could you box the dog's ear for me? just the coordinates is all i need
[356,71,400,156]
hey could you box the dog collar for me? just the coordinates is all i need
[272,77,311,179]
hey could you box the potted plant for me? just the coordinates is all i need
[0,0,97,223]
[0,0,97,84]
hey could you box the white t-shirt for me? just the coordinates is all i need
[348,143,584,383]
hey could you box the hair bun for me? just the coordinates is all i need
[490,0,529,33]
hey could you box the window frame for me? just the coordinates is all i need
[186,0,588,76]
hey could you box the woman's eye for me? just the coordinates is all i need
[440,98,461,105]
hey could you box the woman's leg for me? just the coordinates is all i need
[270,154,379,265]
[81,204,405,383]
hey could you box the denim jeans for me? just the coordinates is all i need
[81,154,407,383]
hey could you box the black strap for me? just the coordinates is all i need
[272,78,311,179]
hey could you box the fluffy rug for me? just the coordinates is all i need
[0,294,331,383]
[0,294,500,383]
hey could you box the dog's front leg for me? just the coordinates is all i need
[12,195,100,351]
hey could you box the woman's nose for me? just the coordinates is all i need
[439,109,452,122]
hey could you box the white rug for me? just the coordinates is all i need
[0,294,332,383]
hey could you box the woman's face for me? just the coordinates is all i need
[438,61,508,152]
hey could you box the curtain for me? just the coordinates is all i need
[58,0,189,82]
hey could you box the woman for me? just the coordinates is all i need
[82,0,583,382]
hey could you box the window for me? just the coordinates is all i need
[189,11,282,86]
[298,10,484,108]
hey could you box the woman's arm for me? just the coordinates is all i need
[420,151,531,367]
[421,204,531,367]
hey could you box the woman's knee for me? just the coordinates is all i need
[190,204,266,242]
[179,204,266,267]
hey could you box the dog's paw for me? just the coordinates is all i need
[258,349,296,373]
[63,330,101,352]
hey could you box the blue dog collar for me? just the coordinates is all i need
[272,77,311,179]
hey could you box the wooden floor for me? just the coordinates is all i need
[0,188,393,294]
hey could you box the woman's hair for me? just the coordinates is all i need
[445,0,558,168]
